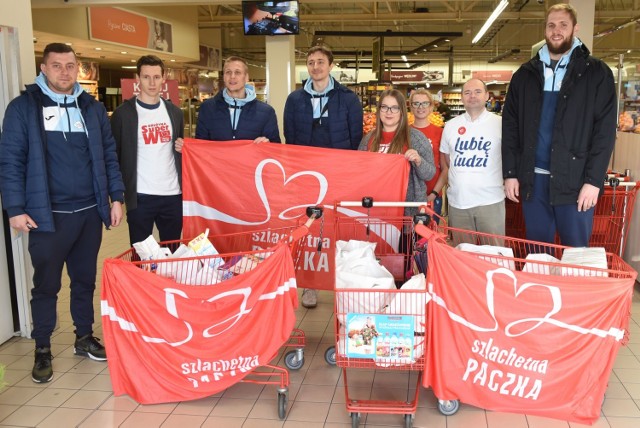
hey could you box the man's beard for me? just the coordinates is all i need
[546,32,574,56]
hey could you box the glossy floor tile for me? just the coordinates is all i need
[1,223,639,427]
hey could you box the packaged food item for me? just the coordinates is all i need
[187,229,224,269]
[132,235,171,271]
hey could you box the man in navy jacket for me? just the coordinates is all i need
[283,45,363,308]
[284,45,363,151]
[0,43,125,383]
[502,3,616,247]
[195,56,280,143]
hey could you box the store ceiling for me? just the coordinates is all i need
[31,0,640,71]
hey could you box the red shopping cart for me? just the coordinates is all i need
[329,199,440,428]
[415,210,637,425]
[505,179,639,257]
[101,207,322,419]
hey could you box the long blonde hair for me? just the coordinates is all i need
[368,89,410,154]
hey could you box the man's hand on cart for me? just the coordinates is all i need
[577,183,600,212]
[504,178,520,203]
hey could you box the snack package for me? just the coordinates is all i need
[187,229,224,269]
[132,235,171,271]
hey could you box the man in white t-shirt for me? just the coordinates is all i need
[440,79,504,242]
[111,55,185,245]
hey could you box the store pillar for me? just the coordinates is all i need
[570,0,595,50]
[265,36,295,143]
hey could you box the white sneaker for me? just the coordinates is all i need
[301,289,317,308]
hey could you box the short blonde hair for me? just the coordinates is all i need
[409,88,434,105]
[546,3,578,26]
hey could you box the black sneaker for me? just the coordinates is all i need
[32,347,53,383]
[74,333,107,361]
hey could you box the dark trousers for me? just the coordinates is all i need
[28,208,102,348]
[126,193,182,246]
[522,173,594,247]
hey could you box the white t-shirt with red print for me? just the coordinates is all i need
[136,99,181,196]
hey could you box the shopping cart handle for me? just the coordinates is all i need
[306,206,323,219]
[413,213,431,226]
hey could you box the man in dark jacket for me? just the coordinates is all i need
[195,56,280,143]
[502,3,616,247]
[283,45,363,308]
[0,43,125,383]
[284,45,363,151]
[111,55,185,246]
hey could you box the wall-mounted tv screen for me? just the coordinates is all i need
[242,1,300,35]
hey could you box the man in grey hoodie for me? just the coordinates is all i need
[0,43,125,383]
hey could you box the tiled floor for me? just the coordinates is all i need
[1,223,640,427]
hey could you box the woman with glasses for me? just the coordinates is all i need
[359,89,435,218]
[409,89,446,221]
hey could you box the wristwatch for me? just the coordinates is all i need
[430,190,440,198]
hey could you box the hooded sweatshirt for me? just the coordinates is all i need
[222,84,257,134]
[303,76,335,121]
[534,37,582,173]
[35,73,96,212]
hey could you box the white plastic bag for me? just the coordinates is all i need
[132,235,171,272]
[522,253,562,276]
[455,243,516,270]
[335,240,395,323]
[560,247,608,277]
[385,274,430,333]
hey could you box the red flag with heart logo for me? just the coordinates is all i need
[181,139,411,290]
[101,241,298,404]
[422,231,636,424]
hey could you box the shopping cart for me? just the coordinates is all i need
[330,199,439,428]
[415,208,638,424]
[505,178,640,257]
[592,179,639,256]
[101,207,322,419]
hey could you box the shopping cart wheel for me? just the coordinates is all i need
[350,412,360,428]
[277,392,288,420]
[324,346,336,365]
[404,414,413,428]
[437,399,460,416]
[284,350,304,370]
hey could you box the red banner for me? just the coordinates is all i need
[182,140,410,290]
[422,228,635,425]
[101,242,298,404]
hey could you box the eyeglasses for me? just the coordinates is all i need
[411,101,431,108]
[379,105,402,114]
